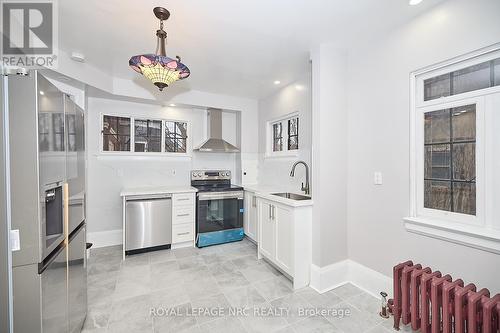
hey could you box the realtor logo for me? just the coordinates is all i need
[1,0,58,68]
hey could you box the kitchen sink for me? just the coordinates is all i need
[271,192,311,200]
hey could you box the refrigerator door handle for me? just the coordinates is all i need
[64,182,69,240]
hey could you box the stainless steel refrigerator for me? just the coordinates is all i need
[8,71,87,333]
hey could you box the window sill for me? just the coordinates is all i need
[96,152,192,159]
[403,216,500,254]
[264,151,299,159]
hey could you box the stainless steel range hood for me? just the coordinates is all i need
[195,109,239,153]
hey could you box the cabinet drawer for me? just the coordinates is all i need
[173,205,194,224]
[172,223,194,243]
[172,193,194,206]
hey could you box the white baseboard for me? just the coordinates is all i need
[310,259,392,299]
[171,241,194,249]
[310,260,350,294]
[87,229,122,248]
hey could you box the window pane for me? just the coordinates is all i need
[425,109,450,144]
[425,144,450,180]
[103,134,130,151]
[165,121,188,153]
[165,121,175,135]
[452,143,475,181]
[289,118,298,136]
[176,138,187,153]
[452,105,476,142]
[102,116,131,151]
[288,117,299,150]
[424,57,500,101]
[452,62,491,95]
[118,118,131,135]
[165,137,175,152]
[176,122,187,137]
[273,122,283,152]
[424,180,451,211]
[273,123,282,138]
[288,136,298,150]
[424,74,450,101]
[453,182,476,215]
[134,119,161,152]
[273,138,282,152]
[495,59,500,86]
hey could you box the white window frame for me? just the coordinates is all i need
[266,112,299,158]
[99,112,192,157]
[405,44,500,254]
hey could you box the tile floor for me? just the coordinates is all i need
[83,239,400,333]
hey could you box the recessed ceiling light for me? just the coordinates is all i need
[295,84,305,91]
[70,52,85,63]
[39,91,44,95]
[169,103,176,107]
[409,0,423,5]
[57,76,71,82]
[274,80,281,85]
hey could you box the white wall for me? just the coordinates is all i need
[311,46,349,267]
[86,97,240,234]
[257,74,312,191]
[346,0,500,292]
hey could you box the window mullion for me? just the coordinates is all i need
[131,117,135,152]
[161,120,165,153]
[449,109,454,212]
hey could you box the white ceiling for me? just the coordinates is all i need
[58,0,446,99]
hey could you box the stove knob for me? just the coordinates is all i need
[226,172,230,177]
[198,173,202,177]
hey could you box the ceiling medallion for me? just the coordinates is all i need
[129,7,190,91]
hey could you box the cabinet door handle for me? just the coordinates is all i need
[272,205,275,220]
[177,232,190,236]
[177,213,190,217]
[269,205,272,219]
[177,198,190,201]
[252,195,256,207]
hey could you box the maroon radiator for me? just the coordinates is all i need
[388,261,500,332]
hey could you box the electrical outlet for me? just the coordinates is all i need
[374,172,383,185]
[10,229,20,251]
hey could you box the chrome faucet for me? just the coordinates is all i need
[290,161,310,195]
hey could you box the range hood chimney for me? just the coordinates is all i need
[195,109,240,153]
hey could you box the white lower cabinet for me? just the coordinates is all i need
[257,197,312,290]
[243,191,258,242]
[274,204,293,273]
[171,192,196,245]
[258,200,275,259]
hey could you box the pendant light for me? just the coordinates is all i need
[129,7,190,91]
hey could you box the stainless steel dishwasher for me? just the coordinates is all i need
[125,194,172,255]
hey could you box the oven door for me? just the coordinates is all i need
[197,191,244,234]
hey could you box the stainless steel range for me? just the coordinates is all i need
[191,170,244,247]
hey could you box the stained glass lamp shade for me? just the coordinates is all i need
[129,7,190,91]
[129,55,190,91]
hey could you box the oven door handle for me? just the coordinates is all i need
[198,192,244,201]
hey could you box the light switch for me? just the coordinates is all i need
[10,229,20,251]
[374,172,383,185]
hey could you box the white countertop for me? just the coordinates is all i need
[242,184,313,207]
[120,186,198,197]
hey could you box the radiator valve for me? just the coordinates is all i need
[379,291,389,318]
